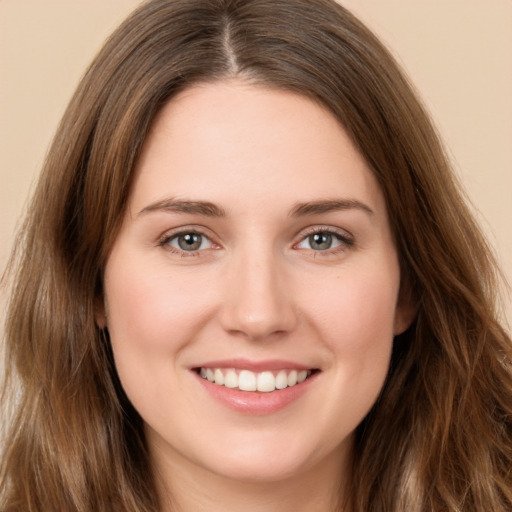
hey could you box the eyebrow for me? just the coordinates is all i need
[138,197,374,218]
[138,199,227,217]
[289,199,374,217]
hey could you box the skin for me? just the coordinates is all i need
[99,80,414,512]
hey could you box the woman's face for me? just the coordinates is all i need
[100,80,412,484]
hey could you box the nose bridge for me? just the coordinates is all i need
[221,238,296,340]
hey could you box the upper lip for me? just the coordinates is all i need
[193,358,315,372]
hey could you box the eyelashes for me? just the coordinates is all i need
[163,231,215,253]
[157,225,355,258]
[294,226,354,252]
[158,229,217,257]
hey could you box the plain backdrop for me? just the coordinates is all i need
[1,1,511,325]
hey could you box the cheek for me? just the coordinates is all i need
[286,261,400,450]
[307,267,400,342]
[103,254,217,375]
[103,256,222,431]
[303,261,400,397]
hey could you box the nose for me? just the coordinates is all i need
[219,247,298,342]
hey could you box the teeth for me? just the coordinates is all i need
[224,369,238,388]
[198,367,313,392]
[275,370,288,390]
[287,370,298,387]
[257,371,275,393]
[214,369,224,386]
[239,370,257,391]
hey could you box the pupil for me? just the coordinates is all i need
[178,233,202,251]
[310,233,332,250]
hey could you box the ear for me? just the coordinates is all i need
[394,301,416,335]
[393,282,417,335]
[95,295,108,329]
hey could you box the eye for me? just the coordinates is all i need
[295,229,353,252]
[162,231,214,253]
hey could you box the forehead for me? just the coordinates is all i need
[129,79,385,217]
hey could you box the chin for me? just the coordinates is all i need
[190,429,346,485]
[200,454,311,484]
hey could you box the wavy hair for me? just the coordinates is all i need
[1,0,511,510]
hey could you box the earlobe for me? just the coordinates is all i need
[394,301,417,335]
[95,296,108,329]
[393,281,418,335]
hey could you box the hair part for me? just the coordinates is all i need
[2,0,511,510]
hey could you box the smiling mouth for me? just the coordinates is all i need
[195,367,318,393]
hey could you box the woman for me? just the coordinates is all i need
[1,0,511,510]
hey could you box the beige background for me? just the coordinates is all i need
[1,1,511,324]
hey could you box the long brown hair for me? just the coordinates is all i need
[2,0,511,510]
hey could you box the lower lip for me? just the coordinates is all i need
[194,372,318,415]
